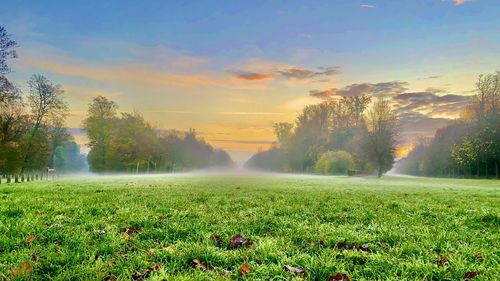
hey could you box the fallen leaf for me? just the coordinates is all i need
[192,259,209,271]
[329,273,350,281]
[11,261,32,278]
[474,252,483,261]
[229,233,252,249]
[436,256,449,266]
[284,264,304,274]
[121,226,141,234]
[26,234,36,246]
[97,228,107,235]
[238,263,252,275]
[464,271,480,280]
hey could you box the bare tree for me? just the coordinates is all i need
[0,25,17,77]
[475,71,500,119]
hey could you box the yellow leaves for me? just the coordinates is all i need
[11,261,32,278]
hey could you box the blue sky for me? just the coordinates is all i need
[1,0,499,161]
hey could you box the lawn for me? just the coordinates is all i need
[0,174,499,280]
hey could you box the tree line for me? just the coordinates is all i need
[0,26,86,175]
[83,96,235,173]
[245,95,399,177]
[396,71,499,179]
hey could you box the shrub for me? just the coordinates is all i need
[314,150,355,175]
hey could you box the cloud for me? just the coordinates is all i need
[228,65,340,82]
[228,70,275,81]
[334,81,408,97]
[360,4,376,8]
[309,88,337,99]
[417,75,442,80]
[393,91,471,118]
[397,112,453,141]
[451,0,472,5]
[278,66,340,79]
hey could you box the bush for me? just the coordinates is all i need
[314,150,355,175]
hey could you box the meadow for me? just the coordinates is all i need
[0,173,498,280]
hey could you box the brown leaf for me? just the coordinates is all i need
[238,263,252,276]
[464,271,480,280]
[474,252,483,261]
[284,264,304,274]
[121,226,141,234]
[229,233,252,249]
[436,256,449,266]
[11,261,32,278]
[328,273,350,281]
[229,233,245,249]
[192,259,209,271]
[26,234,36,246]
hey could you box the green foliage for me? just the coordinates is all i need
[84,97,234,173]
[314,150,355,175]
[0,175,498,279]
[251,95,373,174]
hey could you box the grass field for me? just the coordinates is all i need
[0,173,499,280]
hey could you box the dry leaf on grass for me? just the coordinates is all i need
[11,261,32,278]
[229,233,253,249]
[464,271,480,280]
[192,259,209,271]
[238,263,252,275]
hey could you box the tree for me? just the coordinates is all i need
[364,97,398,177]
[475,71,500,119]
[22,75,68,172]
[0,25,17,77]
[273,122,293,147]
[83,96,118,172]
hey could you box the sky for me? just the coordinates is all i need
[1,0,499,162]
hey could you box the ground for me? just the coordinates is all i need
[0,173,499,280]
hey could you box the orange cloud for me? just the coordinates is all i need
[451,0,472,5]
[235,72,275,81]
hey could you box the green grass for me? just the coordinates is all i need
[0,174,499,280]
